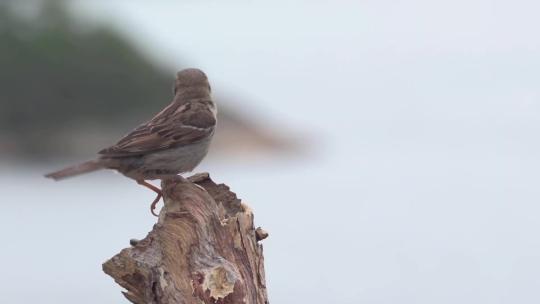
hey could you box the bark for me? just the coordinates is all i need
[103,173,269,304]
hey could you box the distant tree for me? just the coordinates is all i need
[0,0,176,158]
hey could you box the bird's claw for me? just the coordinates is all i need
[150,192,162,217]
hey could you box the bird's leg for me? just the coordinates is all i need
[137,179,161,194]
[136,180,162,217]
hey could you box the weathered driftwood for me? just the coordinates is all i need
[103,173,269,304]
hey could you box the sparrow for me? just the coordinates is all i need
[45,68,217,216]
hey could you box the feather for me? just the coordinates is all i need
[45,160,104,180]
[98,98,216,157]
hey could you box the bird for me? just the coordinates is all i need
[45,68,217,216]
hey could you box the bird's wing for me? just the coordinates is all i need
[98,101,216,157]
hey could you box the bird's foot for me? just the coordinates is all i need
[137,180,163,217]
[150,192,162,217]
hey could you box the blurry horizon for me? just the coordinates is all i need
[2,1,540,304]
[0,0,300,162]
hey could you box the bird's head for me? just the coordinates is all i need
[174,68,211,95]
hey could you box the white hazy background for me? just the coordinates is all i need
[2,1,540,303]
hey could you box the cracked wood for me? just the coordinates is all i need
[103,173,269,304]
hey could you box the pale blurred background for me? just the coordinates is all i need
[1,0,540,303]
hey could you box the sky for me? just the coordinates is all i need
[2,1,540,303]
[70,0,540,153]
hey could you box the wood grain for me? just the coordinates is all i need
[103,173,269,304]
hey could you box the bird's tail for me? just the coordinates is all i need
[45,159,105,181]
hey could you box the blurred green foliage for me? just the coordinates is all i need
[0,0,175,159]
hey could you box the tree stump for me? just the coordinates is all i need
[103,173,269,304]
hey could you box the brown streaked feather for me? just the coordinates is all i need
[99,99,216,157]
